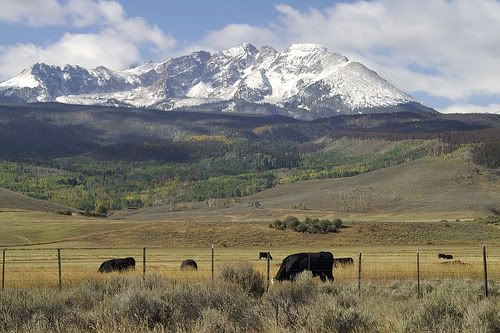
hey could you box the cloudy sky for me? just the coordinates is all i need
[0,0,499,114]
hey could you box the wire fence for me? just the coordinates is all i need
[1,245,498,298]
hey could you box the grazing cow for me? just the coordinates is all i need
[180,259,198,270]
[273,251,334,282]
[438,253,453,260]
[333,257,354,267]
[259,252,273,260]
[98,257,135,273]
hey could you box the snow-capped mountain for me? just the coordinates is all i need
[0,43,434,119]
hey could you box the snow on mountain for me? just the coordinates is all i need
[123,61,159,75]
[0,68,41,89]
[0,43,429,119]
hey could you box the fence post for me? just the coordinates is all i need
[211,244,214,281]
[266,252,271,292]
[275,303,279,327]
[358,253,362,297]
[483,245,488,298]
[143,247,146,280]
[1,249,5,290]
[417,249,421,299]
[57,249,62,291]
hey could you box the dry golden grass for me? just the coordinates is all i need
[2,272,498,333]
[3,246,498,289]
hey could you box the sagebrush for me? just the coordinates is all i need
[0,266,498,333]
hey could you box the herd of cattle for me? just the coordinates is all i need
[97,251,456,281]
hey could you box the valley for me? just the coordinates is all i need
[1,103,499,217]
[1,5,499,333]
[2,105,498,293]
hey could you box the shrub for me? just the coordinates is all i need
[120,276,259,331]
[125,291,173,327]
[0,276,497,333]
[319,219,331,232]
[333,218,343,228]
[326,224,338,233]
[307,224,318,233]
[295,222,308,232]
[67,279,105,309]
[305,298,374,333]
[403,284,466,332]
[270,216,343,234]
[269,219,286,230]
[264,272,318,328]
[462,300,500,333]
[219,264,265,297]
[283,216,300,228]
[193,308,237,333]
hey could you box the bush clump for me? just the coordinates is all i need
[269,216,343,233]
[0,275,498,333]
[219,264,265,297]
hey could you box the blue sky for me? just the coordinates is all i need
[0,1,334,55]
[120,1,333,42]
[1,0,499,114]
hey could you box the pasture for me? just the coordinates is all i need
[0,193,499,333]
[2,243,499,292]
[1,208,499,290]
[1,237,500,288]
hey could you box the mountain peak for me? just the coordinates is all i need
[287,43,326,51]
[0,43,431,119]
[221,43,258,58]
[30,62,56,72]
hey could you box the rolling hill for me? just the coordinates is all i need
[0,103,499,218]
[244,158,500,216]
[114,157,500,222]
[0,187,73,213]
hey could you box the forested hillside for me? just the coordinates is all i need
[0,103,499,215]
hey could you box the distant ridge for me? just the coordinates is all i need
[0,43,434,119]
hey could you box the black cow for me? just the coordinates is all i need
[333,257,354,267]
[438,253,453,260]
[274,252,334,282]
[98,257,135,273]
[180,259,198,270]
[259,252,273,260]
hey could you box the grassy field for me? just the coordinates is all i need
[1,208,499,247]
[1,210,498,289]
[3,245,499,289]
[1,156,499,290]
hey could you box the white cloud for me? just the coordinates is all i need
[191,0,500,111]
[440,104,500,114]
[184,24,279,54]
[0,0,175,79]
[1,0,499,114]
[0,0,65,26]
[0,33,140,75]
[64,0,125,27]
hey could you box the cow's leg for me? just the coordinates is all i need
[326,272,334,282]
